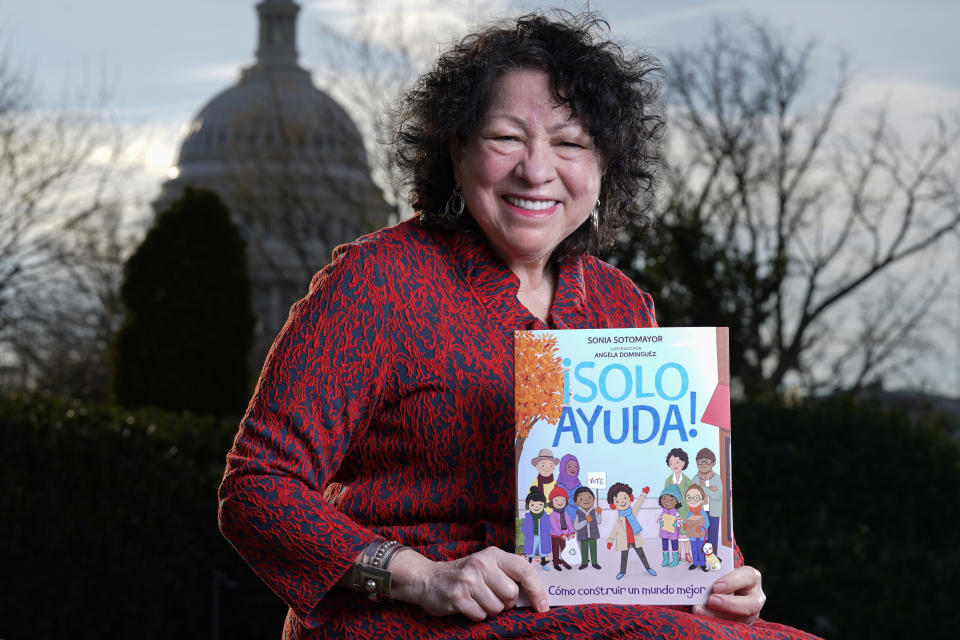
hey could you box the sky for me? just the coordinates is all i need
[2,0,959,395]
[3,0,958,187]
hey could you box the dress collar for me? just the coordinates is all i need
[446,224,520,301]
[437,220,588,327]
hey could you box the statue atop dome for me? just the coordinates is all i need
[253,0,302,71]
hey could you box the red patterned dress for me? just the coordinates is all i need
[219,219,819,639]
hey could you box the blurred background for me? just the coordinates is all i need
[1,1,957,637]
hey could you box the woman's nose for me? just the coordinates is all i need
[515,141,557,185]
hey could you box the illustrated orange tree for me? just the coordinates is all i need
[514,332,567,477]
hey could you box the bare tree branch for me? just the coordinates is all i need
[0,45,130,396]
[612,19,960,397]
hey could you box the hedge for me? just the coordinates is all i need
[0,392,285,639]
[732,397,959,638]
[2,392,957,638]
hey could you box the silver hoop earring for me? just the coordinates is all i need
[444,182,465,219]
[591,199,600,231]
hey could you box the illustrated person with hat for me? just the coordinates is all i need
[529,449,559,513]
[657,485,684,567]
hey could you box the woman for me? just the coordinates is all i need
[219,11,816,639]
[556,453,582,521]
[557,454,582,495]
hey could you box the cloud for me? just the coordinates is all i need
[175,63,241,84]
[611,1,748,34]
[840,76,960,145]
[302,0,511,58]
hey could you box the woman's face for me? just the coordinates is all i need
[565,459,579,476]
[668,455,685,472]
[450,69,604,272]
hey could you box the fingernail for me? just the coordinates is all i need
[538,599,550,612]
[713,581,727,592]
[710,595,723,608]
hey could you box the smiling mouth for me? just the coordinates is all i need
[503,195,559,211]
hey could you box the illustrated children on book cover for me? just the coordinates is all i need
[572,486,602,570]
[514,327,734,607]
[547,487,575,570]
[683,484,710,571]
[605,483,657,579]
[657,485,683,567]
[520,489,551,571]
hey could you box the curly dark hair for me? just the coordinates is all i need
[666,447,689,470]
[606,482,633,507]
[391,10,663,259]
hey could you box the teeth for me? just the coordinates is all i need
[504,196,557,211]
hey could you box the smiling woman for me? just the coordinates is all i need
[218,9,820,640]
[397,11,663,259]
[450,69,605,320]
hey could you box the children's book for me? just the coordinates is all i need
[514,327,733,606]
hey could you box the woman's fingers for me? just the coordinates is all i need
[712,565,764,596]
[447,571,501,621]
[495,551,549,612]
[452,553,511,619]
[694,565,765,624]
[419,547,547,621]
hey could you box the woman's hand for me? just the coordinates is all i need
[692,565,765,625]
[391,546,549,622]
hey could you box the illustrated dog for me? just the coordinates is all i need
[703,543,722,571]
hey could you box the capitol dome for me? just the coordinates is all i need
[155,0,392,361]
[175,60,367,171]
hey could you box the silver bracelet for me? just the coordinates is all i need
[351,540,409,602]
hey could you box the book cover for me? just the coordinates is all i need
[514,327,733,606]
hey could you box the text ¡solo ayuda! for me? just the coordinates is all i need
[552,359,700,448]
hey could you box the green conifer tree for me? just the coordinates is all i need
[112,188,255,417]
